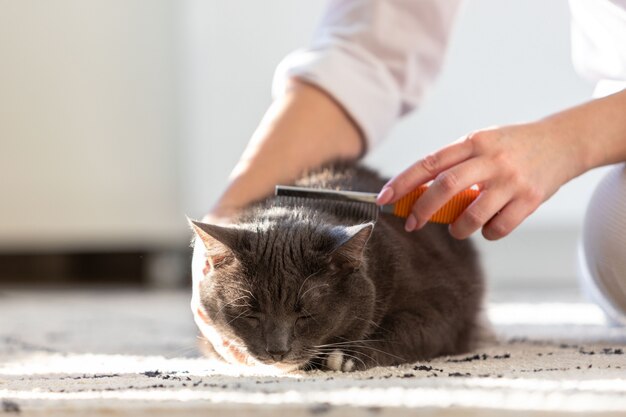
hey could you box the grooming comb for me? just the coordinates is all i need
[275,184,479,224]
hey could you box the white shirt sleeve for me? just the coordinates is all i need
[272,0,463,150]
[569,0,626,98]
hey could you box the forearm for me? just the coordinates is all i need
[543,89,626,175]
[211,80,363,216]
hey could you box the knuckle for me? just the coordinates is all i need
[421,153,439,176]
[493,151,511,168]
[411,206,427,224]
[484,221,509,240]
[391,176,407,192]
[525,186,544,205]
[465,128,505,156]
[506,169,533,193]
[449,224,469,240]
[448,229,463,240]
[464,208,487,228]
[512,178,543,205]
[492,221,510,237]
[435,171,459,193]
[507,170,523,188]
[464,130,488,154]
[386,176,406,195]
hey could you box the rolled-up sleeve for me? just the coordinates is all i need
[272,0,462,150]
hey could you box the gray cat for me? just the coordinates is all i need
[190,164,485,372]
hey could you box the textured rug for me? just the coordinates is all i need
[1,288,625,416]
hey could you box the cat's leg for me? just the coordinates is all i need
[324,349,358,372]
[321,315,376,372]
[321,317,407,372]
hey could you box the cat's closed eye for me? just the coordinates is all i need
[295,315,314,327]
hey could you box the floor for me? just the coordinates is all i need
[1,288,625,416]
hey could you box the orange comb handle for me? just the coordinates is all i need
[392,185,480,224]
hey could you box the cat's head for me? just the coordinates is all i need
[190,211,376,371]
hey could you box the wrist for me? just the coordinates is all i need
[536,115,591,183]
[543,90,626,175]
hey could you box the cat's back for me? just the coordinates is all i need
[295,163,483,317]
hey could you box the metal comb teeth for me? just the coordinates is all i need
[275,185,378,204]
[273,195,380,223]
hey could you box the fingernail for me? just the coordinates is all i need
[405,214,417,232]
[376,187,394,205]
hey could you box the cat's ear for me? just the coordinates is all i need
[189,219,241,270]
[328,223,374,273]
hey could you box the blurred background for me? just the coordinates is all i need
[0,0,601,289]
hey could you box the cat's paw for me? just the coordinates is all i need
[325,350,356,372]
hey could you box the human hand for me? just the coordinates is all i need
[376,121,588,240]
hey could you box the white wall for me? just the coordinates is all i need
[0,1,182,250]
[180,1,327,218]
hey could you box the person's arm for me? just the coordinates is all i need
[377,89,626,240]
[211,80,363,217]
[209,0,463,218]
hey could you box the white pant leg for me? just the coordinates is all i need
[578,163,626,326]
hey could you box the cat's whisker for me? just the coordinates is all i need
[215,295,253,316]
[216,338,248,349]
[298,283,330,301]
[217,282,250,295]
[195,334,251,359]
[312,346,377,367]
[225,309,251,326]
[196,335,212,345]
[302,348,325,358]
[226,285,258,303]
[330,335,404,346]
[227,303,253,308]
[296,269,323,301]
[314,339,386,347]
[237,288,257,301]
[314,339,406,362]
[302,351,324,360]
[301,358,322,372]
[352,316,390,333]
[324,344,406,362]
[338,351,368,369]
[163,344,204,359]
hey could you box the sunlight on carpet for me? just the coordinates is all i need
[1,289,625,416]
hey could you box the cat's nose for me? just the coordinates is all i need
[266,347,291,362]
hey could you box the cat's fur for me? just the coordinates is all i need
[191,164,485,372]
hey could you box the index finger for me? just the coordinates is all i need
[377,139,474,205]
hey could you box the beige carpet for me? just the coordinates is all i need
[1,288,625,416]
